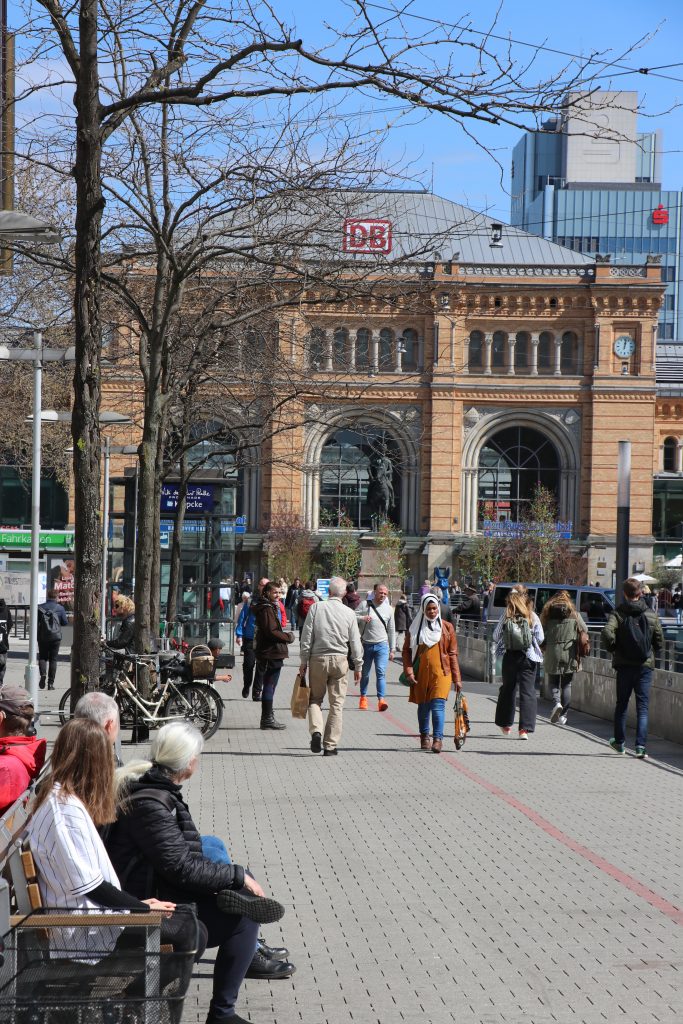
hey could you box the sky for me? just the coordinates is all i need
[286,0,683,220]
[8,0,683,223]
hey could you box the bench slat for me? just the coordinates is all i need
[11,912,164,927]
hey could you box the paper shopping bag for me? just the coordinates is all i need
[290,672,310,719]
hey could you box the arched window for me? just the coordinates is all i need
[492,331,507,370]
[515,332,529,373]
[244,329,268,368]
[561,331,579,374]
[663,436,678,473]
[468,331,484,371]
[333,328,348,370]
[538,331,553,373]
[401,328,418,371]
[308,328,325,369]
[320,426,401,529]
[379,328,393,370]
[355,328,370,369]
[477,426,560,526]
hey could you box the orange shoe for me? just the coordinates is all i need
[359,696,369,710]
[377,699,389,713]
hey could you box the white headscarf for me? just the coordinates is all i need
[408,594,442,658]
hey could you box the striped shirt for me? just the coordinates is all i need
[493,612,544,662]
[27,785,122,960]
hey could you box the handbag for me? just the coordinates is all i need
[398,652,421,686]
[578,630,591,658]
[290,671,310,719]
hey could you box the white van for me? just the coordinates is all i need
[489,583,615,628]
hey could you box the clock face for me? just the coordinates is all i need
[614,335,636,358]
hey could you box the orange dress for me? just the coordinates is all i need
[408,641,453,704]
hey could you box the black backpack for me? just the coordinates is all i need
[616,611,652,663]
[37,606,63,644]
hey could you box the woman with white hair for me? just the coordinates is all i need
[104,721,286,1024]
[402,593,461,753]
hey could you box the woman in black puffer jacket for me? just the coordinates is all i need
[105,722,284,1024]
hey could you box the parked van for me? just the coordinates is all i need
[488,583,615,627]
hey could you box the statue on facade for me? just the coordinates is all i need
[367,449,395,523]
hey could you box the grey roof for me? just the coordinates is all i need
[656,343,683,395]
[355,190,595,267]
[207,189,595,270]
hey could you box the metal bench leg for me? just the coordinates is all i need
[143,923,161,1024]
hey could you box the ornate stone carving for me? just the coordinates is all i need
[463,406,480,430]
[609,267,647,278]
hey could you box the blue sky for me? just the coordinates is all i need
[286,0,683,219]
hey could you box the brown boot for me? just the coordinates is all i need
[420,733,432,751]
[432,738,443,754]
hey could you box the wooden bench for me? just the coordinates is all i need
[0,788,170,1024]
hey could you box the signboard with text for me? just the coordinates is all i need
[0,529,74,550]
[342,218,393,255]
[161,484,214,513]
[483,520,573,540]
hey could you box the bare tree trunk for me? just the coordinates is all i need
[150,425,165,637]
[70,0,104,708]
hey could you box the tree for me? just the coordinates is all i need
[265,499,316,584]
[11,0,638,689]
[320,510,362,581]
[373,521,406,586]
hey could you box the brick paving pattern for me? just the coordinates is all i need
[6,648,681,1024]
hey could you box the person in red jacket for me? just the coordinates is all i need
[0,685,47,815]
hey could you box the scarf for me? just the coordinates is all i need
[408,594,442,659]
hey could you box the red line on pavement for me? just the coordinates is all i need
[384,709,683,926]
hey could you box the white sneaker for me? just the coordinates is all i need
[550,703,563,724]
[558,715,567,726]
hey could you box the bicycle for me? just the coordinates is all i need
[59,646,223,739]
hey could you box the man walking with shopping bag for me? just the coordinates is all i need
[299,577,363,756]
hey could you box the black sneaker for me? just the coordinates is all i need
[323,748,338,756]
[242,684,250,698]
[217,889,285,924]
[310,732,322,753]
[245,949,296,979]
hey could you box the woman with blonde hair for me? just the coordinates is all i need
[493,585,544,740]
[402,593,461,753]
[540,591,587,726]
[109,593,136,652]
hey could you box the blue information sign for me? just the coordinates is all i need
[161,484,214,513]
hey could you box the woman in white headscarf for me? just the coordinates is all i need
[402,594,461,753]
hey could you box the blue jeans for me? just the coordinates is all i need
[614,664,652,749]
[360,641,389,699]
[201,835,231,864]
[417,698,447,740]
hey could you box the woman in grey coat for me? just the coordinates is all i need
[540,592,587,726]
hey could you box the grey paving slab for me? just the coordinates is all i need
[8,645,682,1024]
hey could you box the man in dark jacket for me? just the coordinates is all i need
[0,685,46,814]
[0,597,14,685]
[37,589,69,690]
[602,577,664,758]
[253,581,294,729]
[459,586,482,622]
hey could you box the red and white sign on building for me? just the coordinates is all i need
[343,218,393,254]
[652,204,669,225]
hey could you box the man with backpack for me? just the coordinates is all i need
[602,577,663,759]
[0,597,13,685]
[37,589,69,690]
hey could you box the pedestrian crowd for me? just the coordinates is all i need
[0,566,671,1024]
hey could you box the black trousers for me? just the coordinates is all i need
[195,894,259,1021]
[39,639,61,687]
[241,638,256,689]
[495,651,538,733]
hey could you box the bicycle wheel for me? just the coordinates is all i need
[58,688,72,725]
[165,683,219,739]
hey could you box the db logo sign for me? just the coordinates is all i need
[343,218,393,254]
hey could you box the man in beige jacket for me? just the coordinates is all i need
[299,577,363,756]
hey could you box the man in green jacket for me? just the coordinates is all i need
[602,577,663,759]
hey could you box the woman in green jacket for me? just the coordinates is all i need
[540,592,587,726]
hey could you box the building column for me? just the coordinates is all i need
[370,331,379,374]
[553,334,562,376]
[324,331,333,372]
[394,333,402,373]
[529,333,539,376]
[484,332,493,375]
[470,469,479,534]
[677,441,683,474]
[348,334,356,371]
[462,334,469,375]
[507,334,516,375]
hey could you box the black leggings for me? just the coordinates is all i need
[195,894,259,1021]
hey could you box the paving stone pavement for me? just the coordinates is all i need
[6,648,682,1024]
[176,648,683,1024]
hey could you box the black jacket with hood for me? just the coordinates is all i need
[104,766,245,902]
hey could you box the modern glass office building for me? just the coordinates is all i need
[511,91,682,341]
